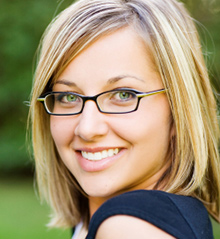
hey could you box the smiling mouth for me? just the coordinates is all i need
[81,148,119,161]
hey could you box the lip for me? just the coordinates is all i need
[76,147,120,153]
[75,147,125,172]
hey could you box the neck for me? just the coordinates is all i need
[88,162,171,217]
[89,196,110,217]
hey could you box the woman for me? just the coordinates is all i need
[29,0,220,238]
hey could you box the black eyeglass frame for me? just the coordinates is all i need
[37,88,167,116]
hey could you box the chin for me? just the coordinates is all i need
[82,184,117,199]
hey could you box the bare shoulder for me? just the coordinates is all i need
[95,215,176,239]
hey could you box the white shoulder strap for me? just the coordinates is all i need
[72,221,87,239]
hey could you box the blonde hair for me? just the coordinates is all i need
[29,0,220,227]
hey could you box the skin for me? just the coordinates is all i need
[50,27,174,238]
[96,216,175,239]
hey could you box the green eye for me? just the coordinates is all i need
[118,92,131,100]
[66,94,77,102]
[56,93,79,103]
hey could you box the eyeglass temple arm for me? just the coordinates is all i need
[37,97,45,102]
[137,88,167,98]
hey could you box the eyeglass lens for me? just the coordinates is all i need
[44,90,138,114]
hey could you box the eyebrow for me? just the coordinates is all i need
[107,75,145,84]
[54,80,77,87]
[54,75,145,87]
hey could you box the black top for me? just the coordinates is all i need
[86,190,213,239]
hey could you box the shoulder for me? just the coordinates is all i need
[96,214,175,239]
[86,190,213,239]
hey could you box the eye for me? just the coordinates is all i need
[56,93,79,103]
[65,94,77,102]
[113,90,136,101]
[118,91,132,100]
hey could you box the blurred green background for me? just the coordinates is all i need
[0,0,219,238]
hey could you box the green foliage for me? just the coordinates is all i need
[0,0,74,172]
[184,0,220,93]
[0,0,219,173]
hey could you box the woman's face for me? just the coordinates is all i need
[50,27,172,202]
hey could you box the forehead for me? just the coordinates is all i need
[54,27,161,91]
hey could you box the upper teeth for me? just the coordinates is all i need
[81,148,119,161]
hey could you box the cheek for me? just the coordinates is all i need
[50,117,75,147]
[111,99,172,147]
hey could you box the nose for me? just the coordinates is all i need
[74,100,109,141]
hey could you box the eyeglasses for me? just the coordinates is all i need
[37,88,167,115]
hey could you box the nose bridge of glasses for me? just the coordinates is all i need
[81,94,101,111]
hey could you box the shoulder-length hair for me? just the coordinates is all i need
[29,0,220,227]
